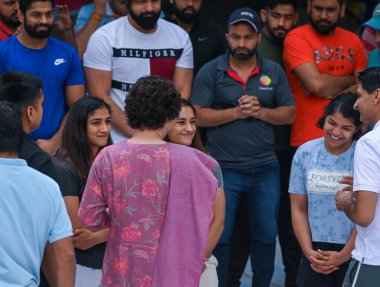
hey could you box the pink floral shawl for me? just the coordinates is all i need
[152,143,218,287]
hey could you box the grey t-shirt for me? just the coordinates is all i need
[212,161,224,187]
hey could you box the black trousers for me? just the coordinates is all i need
[297,242,349,287]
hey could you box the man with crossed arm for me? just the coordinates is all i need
[283,0,367,149]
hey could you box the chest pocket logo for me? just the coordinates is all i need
[54,58,66,66]
[260,75,271,86]
[259,75,273,91]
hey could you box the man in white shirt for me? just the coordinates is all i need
[336,67,380,287]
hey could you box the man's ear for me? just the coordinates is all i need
[25,105,34,122]
[374,89,380,105]
[340,3,346,18]
[306,0,311,14]
[17,10,24,24]
[260,9,267,23]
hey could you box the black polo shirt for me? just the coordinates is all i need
[190,52,294,172]
[19,132,57,181]
[164,17,226,76]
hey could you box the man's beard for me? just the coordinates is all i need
[266,25,289,42]
[24,19,53,39]
[0,12,20,29]
[309,15,338,35]
[229,45,257,61]
[172,3,199,24]
[129,7,160,30]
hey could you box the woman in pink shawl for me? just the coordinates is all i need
[78,76,221,287]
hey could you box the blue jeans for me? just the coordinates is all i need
[214,163,280,287]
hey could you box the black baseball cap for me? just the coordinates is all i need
[228,7,263,32]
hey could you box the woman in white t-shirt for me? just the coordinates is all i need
[289,92,363,287]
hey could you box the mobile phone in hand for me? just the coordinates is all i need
[53,7,60,22]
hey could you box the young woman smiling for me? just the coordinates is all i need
[289,92,363,287]
[166,99,225,287]
[54,96,112,287]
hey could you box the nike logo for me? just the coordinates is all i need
[198,37,208,42]
[54,58,66,66]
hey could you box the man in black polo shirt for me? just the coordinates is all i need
[229,1,301,286]
[165,0,226,76]
[190,7,295,287]
[0,71,57,286]
[0,72,56,181]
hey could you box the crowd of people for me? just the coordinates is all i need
[0,0,380,287]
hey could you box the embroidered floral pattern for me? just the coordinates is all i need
[79,142,170,286]
[137,153,152,164]
[139,275,152,287]
[112,162,132,179]
[122,225,142,242]
[141,179,159,198]
[113,257,129,274]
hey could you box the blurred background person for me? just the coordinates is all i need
[362,3,380,68]
[0,0,19,40]
[74,0,128,59]
[164,0,226,76]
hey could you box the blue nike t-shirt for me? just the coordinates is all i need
[0,36,85,139]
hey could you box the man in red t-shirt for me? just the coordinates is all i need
[0,0,19,40]
[283,0,367,148]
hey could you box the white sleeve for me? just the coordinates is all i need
[176,33,193,69]
[353,137,380,193]
[83,29,113,71]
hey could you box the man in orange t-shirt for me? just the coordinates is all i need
[283,0,367,148]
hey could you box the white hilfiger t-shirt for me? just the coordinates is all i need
[84,17,193,143]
